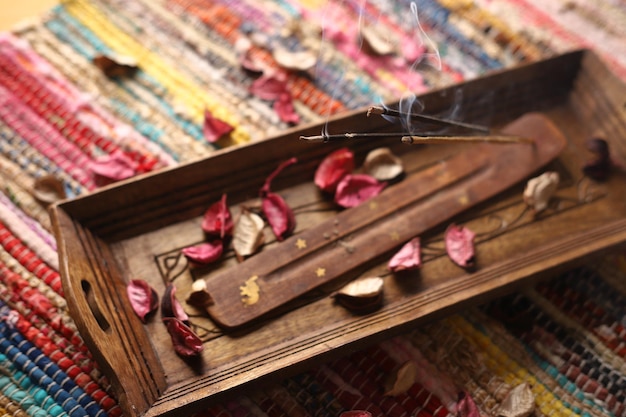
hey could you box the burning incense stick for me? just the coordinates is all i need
[401,135,534,145]
[368,106,490,133]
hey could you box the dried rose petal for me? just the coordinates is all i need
[360,25,396,56]
[260,157,298,241]
[363,147,404,181]
[457,391,481,417]
[93,53,138,77]
[334,174,387,208]
[202,109,234,143]
[163,317,204,357]
[583,137,611,181]
[201,194,233,238]
[314,147,355,193]
[90,149,137,184]
[274,93,300,124]
[272,47,317,71]
[126,279,158,322]
[233,207,266,260]
[333,276,384,313]
[523,171,559,213]
[181,240,223,265]
[249,73,288,100]
[384,361,418,396]
[388,237,421,272]
[161,284,189,323]
[445,224,476,269]
[340,412,372,417]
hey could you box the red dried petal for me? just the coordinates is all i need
[457,391,481,417]
[201,194,233,238]
[274,93,300,124]
[90,149,137,183]
[314,147,355,193]
[161,284,189,323]
[249,73,288,100]
[445,224,476,268]
[261,157,298,241]
[126,279,158,322]
[182,240,223,266]
[388,237,421,272]
[202,109,234,143]
[334,174,387,208]
[163,318,204,357]
[340,412,372,417]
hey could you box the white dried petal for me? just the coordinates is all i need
[523,171,559,213]
[363,148,404,181]
[384,361,418,396]
[497,383,535,417]
[360,25,397,55]
[232,208,265,259]
[336,276,383,298]
[272,48,317,71]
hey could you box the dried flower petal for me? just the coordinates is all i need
[261,158,298,241]
[202,109,234,143]
[384,361,418,396]
[233,207,266,259]
[363,147,404,181]
[181,240,223,266]
[388,237,421,272]
[314,147,355,193]
[201,194,233,238]
[334,174,387,208]
[163,317,204,357]
[333,276,384,313]
[274,93,300,124]
[249,73,288,100]
[457,391,481,417]
[186,279,213,308]
[340,412,372,417]
[583,137,612,181]
[497,383,535,417]
[273,47,317,71]
[126,279,158,322]
[93,53,138,77]
[90,149,137,184]
[445,224,476,269]
[32,174,67,205]
[523,171,559,213]
[360,25,396,55]
[161,284,189,323]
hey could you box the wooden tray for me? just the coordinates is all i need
[51,49,626,417]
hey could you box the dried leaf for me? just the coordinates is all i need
[334,174,387,208]
[233,207,265,259]
[333,276,384,312]
[340,412,372,417]
[93,53,138,77]
[202,109,234,143]
[261,158,298,241]
[274,93,300,124]
[583,137,611,181]
[186,279,214,308]
[201,194,233,238]
[32,174,67,205]
[163,317,204,357]
[445,224,476,269]
[497,383,535,417]
[384,361,418,396]
[273,47,317,71]
[457,391,481,417]
[126,279,158,322]
[161,284,189,323]
[314,147,355,193]
[523,171,559,213]
[388,237,421,272]
[181,240,223,266]
[363,147,404,181]
[90,149,137,184]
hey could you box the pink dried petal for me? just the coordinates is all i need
[314,147,355,193]
[388,237,421,272]
[249,73,288,100]
[445,224,476,268]
[163,318,204,357]
[261,157,298,241]
[90,149,137,183]
[334,174,387,208]
[161,284,189,323]
[181,240,223,265]
[202,109,234,143]
[126,279,158,322]
[274,93,300,124]
[457,391,481,417]
[201,194,233,238]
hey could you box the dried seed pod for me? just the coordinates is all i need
[445,224,476,269]
[332,276,384,313]
[363,147,404,182]
[260,158,298,241]
[202,109,233,143]
[181,240,223,266]
[233,207,265,260]
[272,47,317,71]
[523,171,559,213]
[334,174,387,208]
[186,279,213,308]
[388,237,421,272]
[201,194,233,238]
[314,147,355,193]
[93,53,138,77]
[163,317,204,357]
[497,383,535,417]
[384,361,418,396]
[582,137,611,181]
[126,279,158,322]
[32,174,67,205]
[161,284,189,324]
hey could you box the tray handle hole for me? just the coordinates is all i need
[81,279,111,332]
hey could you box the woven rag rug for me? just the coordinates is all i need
[0,0,625,416]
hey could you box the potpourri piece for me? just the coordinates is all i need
[523,171,559,213]
[444,224,476,269]
[314,147,355,193]
[126,279,159,322]
[260,157,298,241]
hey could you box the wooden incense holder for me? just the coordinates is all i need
[203,112,566,329]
